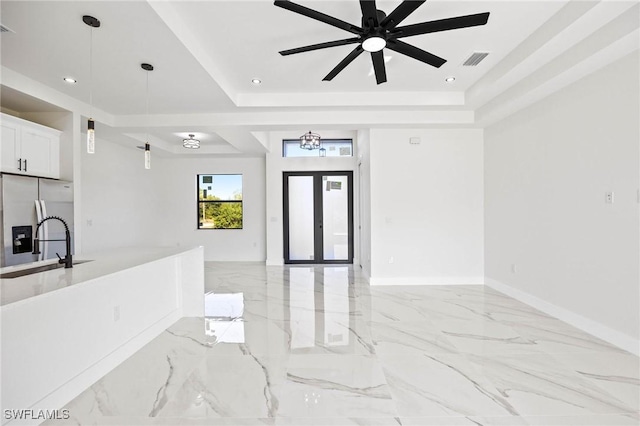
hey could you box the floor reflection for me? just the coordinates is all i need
[285,266,358,354]
[203,266,359,353]
[204,292,245,343]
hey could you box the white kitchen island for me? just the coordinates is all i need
[0,246,204,425]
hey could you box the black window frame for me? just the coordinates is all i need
[197,174,243,230]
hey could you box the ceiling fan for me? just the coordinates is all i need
[274,0,490,84]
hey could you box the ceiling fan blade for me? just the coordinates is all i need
[323,45,364,81]
[280,37,361,56]
[386,39,446,68]
[274,0,362,35]
[371,50,387,85]
[391,12,490,38]
[360,0,379,28]
[380,0,426,30]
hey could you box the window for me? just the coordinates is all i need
[283,139,353,158]
[197,174,243,229]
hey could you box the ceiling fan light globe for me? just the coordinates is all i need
[362,36,386,52]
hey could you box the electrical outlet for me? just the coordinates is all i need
[605,191,614,204]
[113,306,120,322]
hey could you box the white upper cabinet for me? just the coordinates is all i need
[1,120,21,173]
[0,113,60,179]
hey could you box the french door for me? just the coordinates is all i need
[283,171,353,264]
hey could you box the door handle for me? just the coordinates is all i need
[24,159,27,172]
[18,158,22,171]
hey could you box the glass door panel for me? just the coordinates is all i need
[322,175,349,261]
[287,176,315,261]
[284,171,353,264]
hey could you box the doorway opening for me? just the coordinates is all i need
[283,171,354,264]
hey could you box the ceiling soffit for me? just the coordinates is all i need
[0,1,637,154]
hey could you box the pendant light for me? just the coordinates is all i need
[141,63,154,169]
[144,143,150,169]
[83,15,100,154]
[299,131,321,150]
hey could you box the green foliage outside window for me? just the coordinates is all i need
[197,175,243,229]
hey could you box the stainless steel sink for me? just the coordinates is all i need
[0,260,93,279]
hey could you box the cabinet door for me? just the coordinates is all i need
[1,121,21,173]
[20,127,59,178]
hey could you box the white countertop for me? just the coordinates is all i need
[0,246,200,307]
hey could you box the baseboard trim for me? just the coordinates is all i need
[360,264,372,284]
[485,278,639,356]
[369,276,484,286]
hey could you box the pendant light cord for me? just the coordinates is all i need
[145,69,149,142]
[89,27,93,117]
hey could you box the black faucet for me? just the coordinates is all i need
[32,216,73,268]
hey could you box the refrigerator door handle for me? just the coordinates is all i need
[35,200,43,231]
[18,158,22,171]
[24,159,27,172]
[40,199,49,261]
[35,200,48,261]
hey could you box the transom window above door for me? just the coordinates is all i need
[282,139,353,158]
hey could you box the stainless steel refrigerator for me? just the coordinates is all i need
[0,174,74,267]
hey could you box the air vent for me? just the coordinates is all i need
[463,52,489,66]
[0,24,14,33]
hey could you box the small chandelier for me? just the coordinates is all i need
[183,134,200,149]
[300,131,321,150]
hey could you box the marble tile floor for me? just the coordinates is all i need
[47,263,639,426]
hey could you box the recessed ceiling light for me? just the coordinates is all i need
[63,77,77,84]
[445,76,456,83]
[251,78,262,85]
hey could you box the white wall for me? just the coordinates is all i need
[156,156,266,261]
[368,128,484,285]
[356,129,372,279]
[484,51,640,351]
[79,136,266,261]
[265,131,357,265]
[80,137,163,253]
